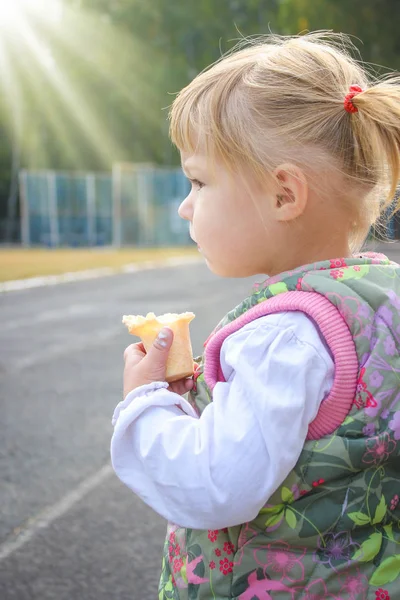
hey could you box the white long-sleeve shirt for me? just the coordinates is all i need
[111,311,334,530]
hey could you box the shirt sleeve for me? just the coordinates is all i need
[111,311,334,530]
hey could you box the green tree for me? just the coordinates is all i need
[1,0,400,240]
[277,0,400,71]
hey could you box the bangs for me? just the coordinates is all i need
[169,84,207,155]
[168,62,260,173]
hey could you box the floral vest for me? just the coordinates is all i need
[159,253,400,600]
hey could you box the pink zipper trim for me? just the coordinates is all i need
[203,291,358,440]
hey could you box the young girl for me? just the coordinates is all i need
[111,32,400,599]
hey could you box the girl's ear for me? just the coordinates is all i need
[272,164,308,222]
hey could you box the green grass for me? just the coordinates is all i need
[0,247,197,282]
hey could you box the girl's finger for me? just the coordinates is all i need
[168,378,194,396]
[168,381,185,395]
[124,343,146,361]
[184,378,194,391]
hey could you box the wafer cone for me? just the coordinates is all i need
[122,312,195,382]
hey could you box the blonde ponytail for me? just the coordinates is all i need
[351,80,400,210]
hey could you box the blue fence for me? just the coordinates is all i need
[19,166,191,247]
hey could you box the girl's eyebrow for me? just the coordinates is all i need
[182,158,207,177]
[181,162,197,177]
[181,163,191,177]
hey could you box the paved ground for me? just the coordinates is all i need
[0,242,398,600]
[0,261,261,600]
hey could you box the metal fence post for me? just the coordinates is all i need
[19,169,30,247]
[112,164,122,247]
[86,173,96,246]
[47,171,60,247]
[137,169,151,245]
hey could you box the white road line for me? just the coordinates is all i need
[0,256,202,293]
[0,463,114,563]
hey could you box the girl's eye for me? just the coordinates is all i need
[190,179,204,191]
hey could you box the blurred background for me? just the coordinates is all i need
[1,0,400,254]
[1,2,400,599]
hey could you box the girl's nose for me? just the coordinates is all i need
[178,195,193,221]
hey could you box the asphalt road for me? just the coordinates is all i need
[0,260,261,600]
[1,242,399,600]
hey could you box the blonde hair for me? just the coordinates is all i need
[169,32,400,248]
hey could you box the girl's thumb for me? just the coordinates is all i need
[144,328,173,378]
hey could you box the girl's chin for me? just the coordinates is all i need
[205,259,239,278]
[200,251,249,277]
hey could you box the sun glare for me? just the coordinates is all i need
[0,0,61,31]
[0,0,157,169]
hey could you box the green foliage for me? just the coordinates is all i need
[281,486,294,503]
[352,532,382,562]
[1,0,400,220]
[370,554,400,586]
[285,509,297,529]
[265,512,283,528]
[277,0,400,71]
[372,496,387,525]
[348,511,371,526]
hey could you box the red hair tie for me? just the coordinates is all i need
[344,85,363,114]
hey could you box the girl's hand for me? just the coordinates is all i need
[168,377,194,396]
[123,328,194,398]
[168,360,197,395]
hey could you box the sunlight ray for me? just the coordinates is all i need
[0,0,169,169]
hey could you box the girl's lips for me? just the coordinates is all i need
[190,233,201,251]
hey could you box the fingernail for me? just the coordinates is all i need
[157,328,169,347]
